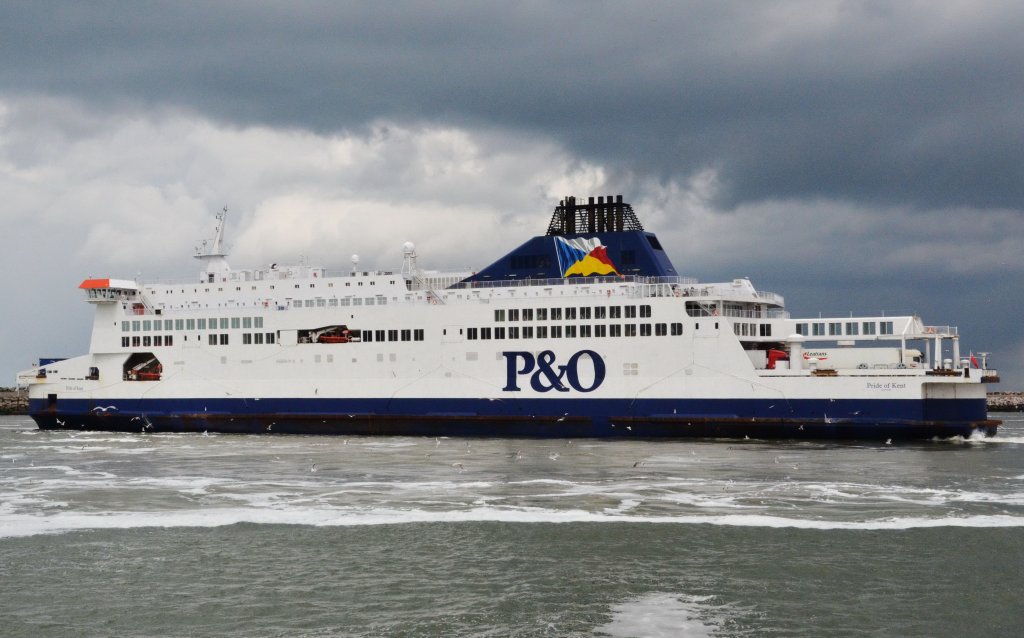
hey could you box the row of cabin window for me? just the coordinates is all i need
[794,321,895,337]
[734,323,773,337]
[359,329,425,343]
[291,297,387,308]
[468,323,684,340]
[494,305,653,323]
[120,333,278,347]
[123,317,266,332]
[122,335,174,347]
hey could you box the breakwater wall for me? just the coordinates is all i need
[0,389,28,415]
[987,392,1024,412]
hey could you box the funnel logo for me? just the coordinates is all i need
[554,237,620,278]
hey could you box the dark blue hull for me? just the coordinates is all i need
[29,397,999,440]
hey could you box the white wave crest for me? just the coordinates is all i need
[2,506,1022,539]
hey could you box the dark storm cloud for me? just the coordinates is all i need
[3,1,1023,210]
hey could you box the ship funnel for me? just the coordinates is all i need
[545,195,643,236]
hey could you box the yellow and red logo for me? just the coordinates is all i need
[554,237,620,277]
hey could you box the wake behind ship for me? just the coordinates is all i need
[20,197,1001,439]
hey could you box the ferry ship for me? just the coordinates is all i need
[20,196,1000,439]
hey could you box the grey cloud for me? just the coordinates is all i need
[3,2,1023,209]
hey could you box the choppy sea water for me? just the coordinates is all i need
[1,414,1022,637]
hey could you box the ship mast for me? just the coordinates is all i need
[195,206,231,281]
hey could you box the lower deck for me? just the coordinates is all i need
[30,396,998,440]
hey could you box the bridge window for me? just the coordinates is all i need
[829,322,842,336]
[880,321,894,335]
[862,322,876,335]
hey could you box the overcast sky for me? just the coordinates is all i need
[2,1,1022,389]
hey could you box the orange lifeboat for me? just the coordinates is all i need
[317,334,349,344]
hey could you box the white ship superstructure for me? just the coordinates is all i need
[22,197,1000,439]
